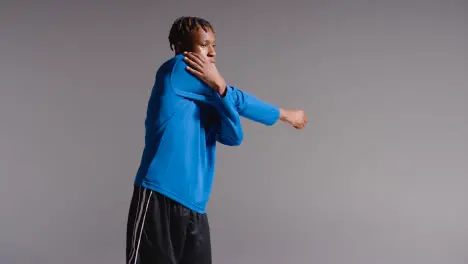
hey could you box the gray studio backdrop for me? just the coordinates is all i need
[1,1,468,264]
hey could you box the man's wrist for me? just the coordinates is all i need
[214,81,227,97]
[279,108,289,122]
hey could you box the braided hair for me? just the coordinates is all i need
[168,16,215,53]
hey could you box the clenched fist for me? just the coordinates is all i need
[280,109,308,129]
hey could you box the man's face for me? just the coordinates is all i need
[186,27,216,63]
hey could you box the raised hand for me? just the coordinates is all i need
[183,52,227,95]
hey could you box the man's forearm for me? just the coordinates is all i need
[212,81,227,98]
[214,87,306,130]
[220,86,280,126]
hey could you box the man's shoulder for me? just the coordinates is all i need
[150,55,190,94]
[157,54,195,83]
[157,54,185,71]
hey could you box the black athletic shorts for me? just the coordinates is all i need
[126,185,212,264]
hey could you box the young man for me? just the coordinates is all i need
[126,16,307,264]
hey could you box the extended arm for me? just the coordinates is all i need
[218,87,308,129]
[220,85,280,126]
[176,51,308,143]
[182,52,308,130]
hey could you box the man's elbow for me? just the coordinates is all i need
[228,134,244,146]
[230,135,244,146]
[220,133,244,146]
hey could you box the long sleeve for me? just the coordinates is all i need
[213,89,245,146]
[214,86,281,145]
[169,55,281,146]
[170,56,244,146]
[221,86,280,126]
